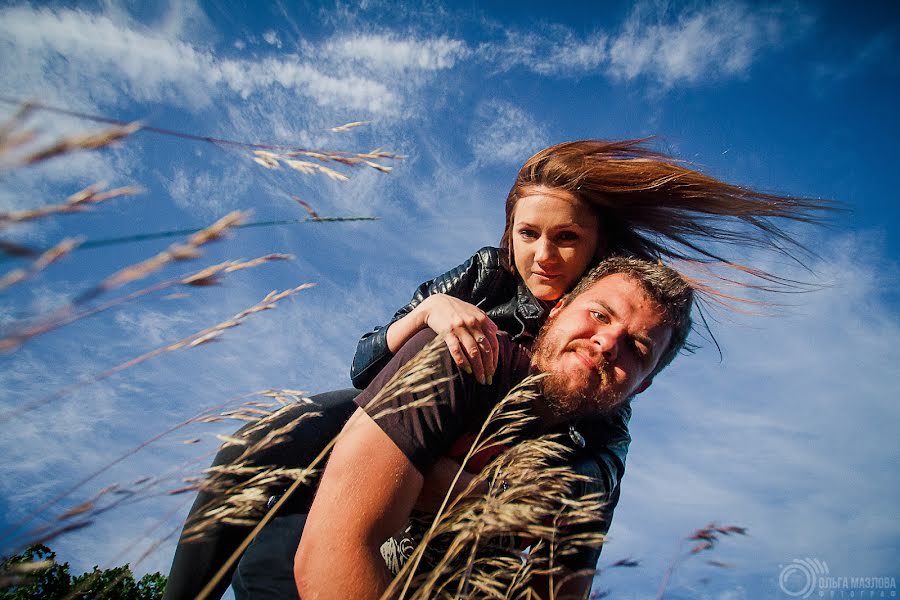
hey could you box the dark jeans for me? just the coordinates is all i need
[232,514,306,600]
[227,451,613,600]
[163,389,359,600]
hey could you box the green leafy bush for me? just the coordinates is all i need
[0,545,165,600]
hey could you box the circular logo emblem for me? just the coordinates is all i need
[778,558,829,598]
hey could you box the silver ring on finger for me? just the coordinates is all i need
[475,336,486,344]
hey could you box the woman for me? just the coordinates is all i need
[164,139,830,600]
[352,137,827,390]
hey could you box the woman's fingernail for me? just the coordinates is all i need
[487,375,493,386]
[464,366,473,375]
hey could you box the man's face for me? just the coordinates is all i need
[530,273,673,423]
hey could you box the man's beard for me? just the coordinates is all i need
[531,328,625,422]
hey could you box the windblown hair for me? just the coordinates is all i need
[500,138,833,291]
[559,256,694,379]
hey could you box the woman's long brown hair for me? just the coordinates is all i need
[500,139,836,300]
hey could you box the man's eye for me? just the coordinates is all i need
[633,343,650,363]
[591,311,609,323]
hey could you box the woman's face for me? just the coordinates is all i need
[511,186,602,301]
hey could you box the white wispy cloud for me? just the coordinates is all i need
[262,29,282,48]
[483,28,607,76]
[162,156,257,217]
[468,100,549,165]
[0,5,450,115]
[607,2,799,87]
[325,33,469,71]
[113,307,196,346]
[0,6,220,108]
[485,2,809,87]
[812,31,898,86]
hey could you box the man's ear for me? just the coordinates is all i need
[548,299,566,320]
[634,377,653,396]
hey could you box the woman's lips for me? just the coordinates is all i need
[531,270,560,281]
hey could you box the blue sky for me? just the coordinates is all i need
[0,1,898,598]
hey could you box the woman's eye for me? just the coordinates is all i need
[518,228,538,239]
[556,231,579,242]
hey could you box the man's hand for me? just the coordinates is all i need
[294,408,424,600]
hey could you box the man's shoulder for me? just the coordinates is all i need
[395,328,531,378]
[497,331,532,387]
[394,329,442,362]
[386,329,532,402]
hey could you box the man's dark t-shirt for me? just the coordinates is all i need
[354,329,606,575]
[353,329,532,476]
[232,331,610,599]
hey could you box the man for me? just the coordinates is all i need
[293,256,693,599]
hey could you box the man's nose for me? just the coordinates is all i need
[592,329,619,362]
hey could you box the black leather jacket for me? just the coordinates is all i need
[351,246,550,389]
[350,247,632,538]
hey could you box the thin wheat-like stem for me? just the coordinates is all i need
[653,523,748,600]
[5,122,142,168]
[1,390,288,543]
[0,101,35,150]
[0,217,379,260]
[0,283,313,423]
[0,96,404,162]
[389,381,542,600]
[0,253,292,352]
[0,182,143,227]
[74,210,249,305]
[251,148,399,181]
[0,237,80,292]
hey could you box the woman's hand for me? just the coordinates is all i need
[418,294,499,385]
[384,294,499,384]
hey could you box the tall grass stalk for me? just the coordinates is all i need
[0,102,394,598]
[1,254,292,352]
[0,283,313,424]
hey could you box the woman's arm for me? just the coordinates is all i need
[351,247,508,389]
[384,294,499,384]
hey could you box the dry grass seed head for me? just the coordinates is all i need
[390,381,608,600]
[19,122,141,166]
